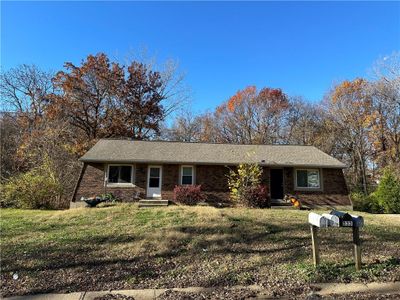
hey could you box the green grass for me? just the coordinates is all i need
[1,204,399,297]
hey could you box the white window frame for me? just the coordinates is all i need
[105,164,135,187]
[180,165,195,185]
[294,168,322,191]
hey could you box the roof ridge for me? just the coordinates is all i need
[98,138,316,147]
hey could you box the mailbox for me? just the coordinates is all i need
[308,211,364,271]
[308,212,329,228]
[322,213,340,227]
[330,210,353,227]
[350,214,364,228]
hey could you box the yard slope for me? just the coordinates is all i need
[1,205,399,297]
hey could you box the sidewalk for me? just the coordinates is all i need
[4,287,217,300]
[4,282,400,300]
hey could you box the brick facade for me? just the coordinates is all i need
[283,167,350,206]
[73,163,350,206]
[74,163,146,202]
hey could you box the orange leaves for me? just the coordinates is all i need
[330,78,373,128]
[257,87,289,112]
[216,105,224,115]
[219,85,267,113]
[217,85,289,116]
[331,78,369,105]
[227,94,240,112]
[226,86,257,112]
[210,85,291,144]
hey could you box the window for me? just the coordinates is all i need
[149,167,161,188]
[181,166,194,185]
[295,169,320,189]
[107,165,133,185]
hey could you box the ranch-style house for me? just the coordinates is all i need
[72,139,350,207]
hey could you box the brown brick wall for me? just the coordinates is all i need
[74,163,104,200]
[196,165,231,203]
[160,164,180,200]
[160,164,233,202]
[283,168,350,206]
[74,163,146,202]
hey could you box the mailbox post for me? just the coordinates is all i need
[353,226,361,271]
[310,225,320,267]
[308,211,364,271]
[308,212,329,267]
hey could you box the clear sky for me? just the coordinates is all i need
[2,1,400,112]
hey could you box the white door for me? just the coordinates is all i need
[147,166,162,198]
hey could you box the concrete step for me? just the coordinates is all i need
[270,200,292,207]
[270,205,296,209]
[138,199,169,207]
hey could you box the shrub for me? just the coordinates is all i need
[173,185,205,205]
[227,163,262,202]
[373,168,400,214]
[100,192,120,202]
[0,159,63,209]
[351,191,383,213]
[243,185,270,208]
[227,163,270,207]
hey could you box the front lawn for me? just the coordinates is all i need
[1,204,399,298]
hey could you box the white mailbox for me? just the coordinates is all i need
[308,212,329,228]
[322,213,340,227]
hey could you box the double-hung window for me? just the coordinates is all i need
[295,169,321,189]
[107,165,134,185]
[180,165,194,185]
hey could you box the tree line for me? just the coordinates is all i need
[165,53,400,195]
[1,52,399,208]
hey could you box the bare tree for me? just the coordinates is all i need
[121,49,190,122]
[369,52,400,168]
[0,64,54,130]
[164,110,203,142]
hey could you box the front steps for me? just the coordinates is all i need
[270,199,293,209]
[138,199,169,208]
[270,199,291,206]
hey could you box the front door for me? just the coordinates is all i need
[147,166,162,198]
[270,169,284,199]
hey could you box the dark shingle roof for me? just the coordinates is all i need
[80,139,346,168]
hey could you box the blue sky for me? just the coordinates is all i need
[2,1,400,112]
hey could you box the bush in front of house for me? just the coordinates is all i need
[242,185,270,208]
[173,185,205,205]
[0,159,63,209]
[227,163,270,208]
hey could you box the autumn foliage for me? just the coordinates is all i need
[173,185,205,205]
[49,53,167,150]
[213,86,290,144]
[0,53,183,208]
